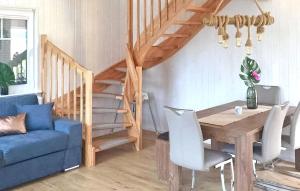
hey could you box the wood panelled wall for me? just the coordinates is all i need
[0,0,127,88]
[143,0,300,132]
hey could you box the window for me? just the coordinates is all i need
[0,18,28,84]
[0,9,36,95]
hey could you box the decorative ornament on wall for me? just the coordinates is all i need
[203,0,274,55]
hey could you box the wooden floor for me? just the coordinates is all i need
[14,131,300,191]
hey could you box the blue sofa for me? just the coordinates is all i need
[0,94,82,190]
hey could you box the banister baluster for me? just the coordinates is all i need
[166,0,169,20]
[61,58,65,117]
[137,0,140,50]
[127,0,133,49]
[80,71,83,122]
[73,66,77,120]
[50,50,53,102]
[55,54,59,114]
[144,0,147,43]
[68,61,71,118]
[151,0,154,36]
[175,0,177,12]
[159,0,162,28]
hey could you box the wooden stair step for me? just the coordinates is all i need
[144,57,163,62]
[93,93,123,100]
[186,5,211,13]
[93,123,132,130]
[93,136,137,152]
[162,33,189,38]
[94,79,124,86]
[76,93,123,100]
[114,67,127,73]
[93,107,128,114]
[152,45,178,50]
[174,20,202,25]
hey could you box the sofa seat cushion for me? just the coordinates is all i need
[0,130,68,166]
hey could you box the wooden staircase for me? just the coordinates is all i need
[40,0,231,167]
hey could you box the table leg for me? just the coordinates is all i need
[295,148,300,171]
[156,139,170,181]
[235,135,254,191]
[169,161,182,191]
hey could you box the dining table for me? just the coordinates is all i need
[168,100,297,191]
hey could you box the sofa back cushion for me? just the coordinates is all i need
[0,94,38,117]
[17,103,54,131]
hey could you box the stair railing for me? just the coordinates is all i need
[128,0,193,64]
[123,45,143,150]
[41,35,94,167]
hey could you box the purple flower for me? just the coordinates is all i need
[251,71,260,81]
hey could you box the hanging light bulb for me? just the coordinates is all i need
[257,26,265,41]
[245,38,253,55]
[235,30,242,47]
[245,18,252,55]
[218,27,224,44]
[223,33,229,48]
[222,22,229,48]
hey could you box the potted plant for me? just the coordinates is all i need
[0,62,15,95]
[239,57,261,109]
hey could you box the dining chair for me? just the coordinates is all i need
[164,106,234,191]
[255,85,281,105]
[281,102,300,151]
[222,102,289,178]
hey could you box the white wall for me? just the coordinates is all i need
[143,0,300,132]
[0,0,126,94]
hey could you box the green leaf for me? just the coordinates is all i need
[0,63,15,87]
[241,64,245,73]
[239,74,248,81]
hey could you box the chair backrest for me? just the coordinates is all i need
[256,85,281,105]
[262,102,289,163]
[164,106,205,171]
[290,102,300,149]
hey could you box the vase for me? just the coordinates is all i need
[247,86,257,109]
[0,86,8,95]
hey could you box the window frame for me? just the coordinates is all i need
[0,8,37,95]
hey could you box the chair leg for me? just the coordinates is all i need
[253,160,258,179]
[230,159,235,191]
[191,170,196,191]
[215,159,235,191]
[220,164,227,191]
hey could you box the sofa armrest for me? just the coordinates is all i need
[54,118,82,148]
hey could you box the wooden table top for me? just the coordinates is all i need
[196,101,296,141]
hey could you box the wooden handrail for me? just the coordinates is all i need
[41,34,94,167]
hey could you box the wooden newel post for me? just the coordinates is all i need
[128,0,133,50]
[84,71,95,167]
[135,66,143,150]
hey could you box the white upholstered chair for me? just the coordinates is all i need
[255,85,281,105]
[164,106,234,191]
[282,102,300,151]
[222,103,289,177]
